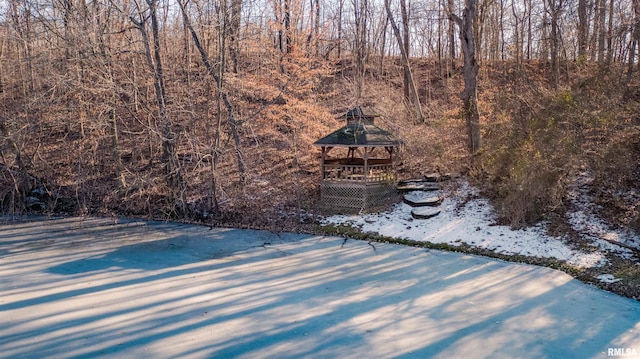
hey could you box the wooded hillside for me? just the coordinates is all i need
[1,0,638,233]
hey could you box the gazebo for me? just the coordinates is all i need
[314,107,402,212]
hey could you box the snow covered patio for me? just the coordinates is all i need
[1,217,639,358]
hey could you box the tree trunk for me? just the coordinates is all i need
[400,0,410,101]
[451,0,480,154]
[546,0,562,90]
[578,0,588,59]
[628,0,640,83]
[541,2,549,62]
[448,0,456,68]
[606,0,614,64]
[284,0,292,53]
[384,0,424,121]
[526,0,532,60]
[597,0,606,63]
[273,0,283,52]
[499,0,505,60]
[511,0,521,65]
[315,0,321,55]
[229,0,242,73]
[337,0,343,59]
[353,0,368,101]
[10,0,35,96]
[379,13,388,76]
[311,0,320,56]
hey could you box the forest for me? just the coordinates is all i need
[1,0,639,234]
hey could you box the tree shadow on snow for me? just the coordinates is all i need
[0,218,639,359]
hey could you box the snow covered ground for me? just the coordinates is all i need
[566,171,640,254]
[322,181,639,275]
[1,217,640,358]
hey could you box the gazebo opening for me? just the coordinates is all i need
[314,107,402,213]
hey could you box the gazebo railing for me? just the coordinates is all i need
[323,163,395,182]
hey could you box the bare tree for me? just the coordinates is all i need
[314,0,321,56]
[578,0,589,59]
[8,0,35,96]
[307,0,321,56]
[284,0,291,53]
[229,0,242,72]
[448,0,456,67]
[400,0,411,100]
[130,0,185,211]
[384,0,424,120]
[353,0,369,100]
[337,0,344,59]
[597,0,606,63]
[546,0,564,89]
[606,0,615,64]
[178,0,246,184]
[0,117,30,213]
[95,1,126,189]
[628,0,640,82]
[525,0,532,60]
[451,0,480,153]
[511,0,523,64]
[377,10,389,75]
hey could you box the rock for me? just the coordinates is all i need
[411,207,441,219]
[31,186,47,196]
[25,196,45,211]
[403,195,442,207]
[397,182,439,192]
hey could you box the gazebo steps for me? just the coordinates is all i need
[403,195,442,207]
[404,190,443,220]
[398,173,452,185]
[396,182,440,192]
[411,207,441,219]
[397,172,453,193]
[423,172,453,182]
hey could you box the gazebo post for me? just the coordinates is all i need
[321,146,334,179]
[320,146,326,179]
[386,146,393,164]
[363,148,369,181]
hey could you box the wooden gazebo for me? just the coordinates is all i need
[314,107,402,212]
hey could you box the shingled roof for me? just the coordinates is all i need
[314,107,402,147]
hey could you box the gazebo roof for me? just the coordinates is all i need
[314,117,402,148]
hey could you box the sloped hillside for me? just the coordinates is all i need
[476,61,640,234]
[1,47,639,237]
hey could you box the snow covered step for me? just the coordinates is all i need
[411,207,441,219]
[398,178,427,185]
[396,182,439,192]
[399,173,452,185]
[423,172,452,182]
[403,194,442,207]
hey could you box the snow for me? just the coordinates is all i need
[566,171,639,258]
[597,274,623,284]
[322,181,613,269]
[1,217,640,358]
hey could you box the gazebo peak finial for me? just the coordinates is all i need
[342,106,379,125]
